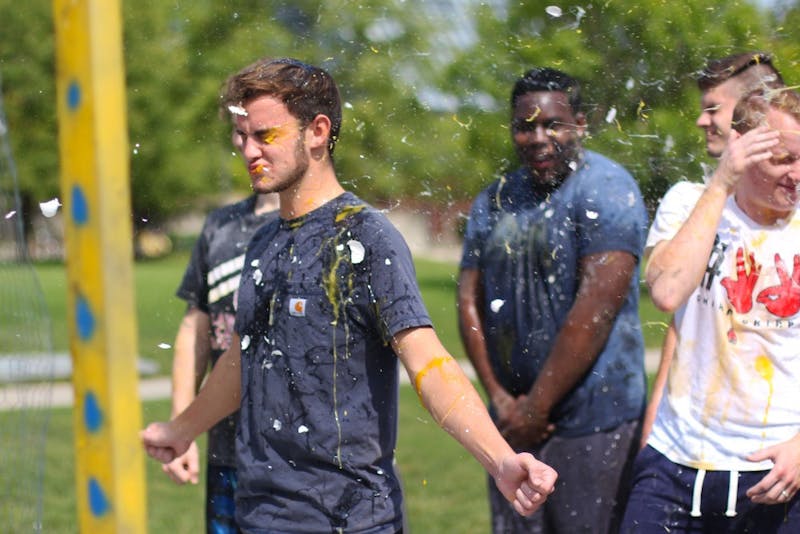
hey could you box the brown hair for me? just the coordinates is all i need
[220,58,342,155]
[732,87,800,135]
[697,51,784,92]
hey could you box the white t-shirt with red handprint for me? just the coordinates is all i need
[646,180,800,471]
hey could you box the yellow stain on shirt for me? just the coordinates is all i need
[320,213,364,468]
[750,231,767,249]
[755,355,774,382]
[699,324,740,432]
[754,355,775,441]
[334,204,366,223]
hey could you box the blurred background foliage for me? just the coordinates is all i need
[1,0,799,226]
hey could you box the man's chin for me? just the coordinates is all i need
[705,140,724,159]
[251,181,276,195]
[528,168,564,188]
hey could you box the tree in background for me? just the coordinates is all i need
[1,0,798,230]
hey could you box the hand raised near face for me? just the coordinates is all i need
[711,125,780,194]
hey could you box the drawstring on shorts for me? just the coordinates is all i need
[690,469,706,517]
[689,468,739,517]
[726,470,739,517]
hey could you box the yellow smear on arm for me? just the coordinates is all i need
[414,356,452,395]
[413,355,467,427]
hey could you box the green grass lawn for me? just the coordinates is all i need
[16,254,669,532]
[26,390,489,533]
[33,255,670,373]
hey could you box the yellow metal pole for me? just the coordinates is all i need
[53,0,147,532]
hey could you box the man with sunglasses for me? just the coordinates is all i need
[623,67,800,531]
[458,67,648,533]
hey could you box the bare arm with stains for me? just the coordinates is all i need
[141,336,242,464]
[646,126,779,312]
[457,269,518,429]
[161,306,211,485]
[502,251,637,449]
[392,326,558,516]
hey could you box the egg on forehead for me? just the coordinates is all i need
[228,104,248,117]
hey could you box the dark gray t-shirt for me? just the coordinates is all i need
[234,193,432,533]
[461,151,648,437]
[177,195,275,466]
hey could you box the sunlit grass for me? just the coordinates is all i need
[17,253,668,532]
[10,390,488,533]
[33,254,669,373]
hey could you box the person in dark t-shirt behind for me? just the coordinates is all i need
[141,57,558,532]
[162,192,277,533]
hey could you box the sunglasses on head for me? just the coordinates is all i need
[728,53,773,78]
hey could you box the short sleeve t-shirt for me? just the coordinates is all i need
[233,192,432,533]
[646,181,800,471]
[176,195,276,466]
[460,150,649,437]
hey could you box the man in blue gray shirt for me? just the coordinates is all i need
[142,57,557,533]
[458,67,648,533]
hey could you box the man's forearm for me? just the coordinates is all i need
[528,251,638,416]
[528,305,616,416]
[170,308,211,417]
[396,327,515,476]
[646,183,728,312]
[172,344,241,441]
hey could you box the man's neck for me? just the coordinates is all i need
[734,193,793,226]
[254,193,279,215]
[278,167,344,220]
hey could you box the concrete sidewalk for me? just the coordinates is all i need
[0,350,661,411]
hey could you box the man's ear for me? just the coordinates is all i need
[305,114,332,152]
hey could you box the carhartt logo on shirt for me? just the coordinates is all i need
[289,298,306,317]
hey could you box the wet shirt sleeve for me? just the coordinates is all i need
[574,163,648,260]
[646,181,704,253]
[360,213,433,338]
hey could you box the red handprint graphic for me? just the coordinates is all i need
[756,253,800,317]
[721,248,761,313]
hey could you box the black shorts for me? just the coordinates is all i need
[621,445,800,533]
